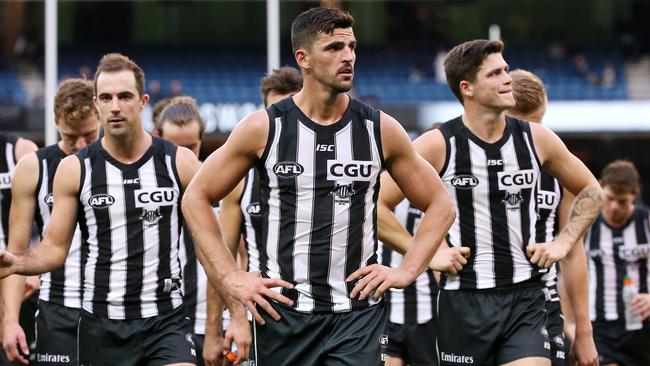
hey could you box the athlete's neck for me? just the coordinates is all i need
[603,207,635,228]
[57,141,75,156]
[101,129,152,164]
[292,87,349,126]
[461,104,507,143]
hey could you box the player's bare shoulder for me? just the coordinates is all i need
[413,128,446,172]
[227,109,271,158]
[54,154,82,194]
[11,151,39,191]
[528,121,564,166]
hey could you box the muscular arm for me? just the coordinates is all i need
[3,154,39,325]
[556,189,598,366]
[14,138,37,161]
[0,155,80,277]
[527,124,603,267]
[349,114,456,299]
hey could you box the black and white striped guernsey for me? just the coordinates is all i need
[379,199,437,324]
[0,133,18,250]
[537,171,563,302]
[76,137,183,319]
[438,116,543,290]
[585,207,650,322]
[35,144,83,308]
[240,168,262,273]
[258,96,384,313]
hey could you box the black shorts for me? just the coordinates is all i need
[384,319,438,366]
[78,306,196,366]
[33,301,79,365]
[437,287,550,365]
[545,300,568,366]
[593,319,650,366]
[254,302,387,366]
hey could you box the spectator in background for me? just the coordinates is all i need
[170,80,184,98]
[148,80,163,105]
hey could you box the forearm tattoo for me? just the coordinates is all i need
[560,185,603,243]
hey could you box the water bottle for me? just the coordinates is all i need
[623,275,643,331]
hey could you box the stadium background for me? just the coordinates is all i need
[1,0,649,201]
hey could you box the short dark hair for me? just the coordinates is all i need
[152,97,174,126]
[291,7,354,53]
[601,160,640,195]
[510,69,547,116]
[260,67,303,107]
[444,39,504,104]
[94,53,145,97]
[54,78,96,126]
[157,96,204,139]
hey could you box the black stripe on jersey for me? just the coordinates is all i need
[369,109,382,265]
[403,211,419,324]
[276,117,300,305]
[636,210,649,293]
[536,172,556,243]
[310,127,336,311]
[153,146,175,315]
[78,157,89,302]
[123,166,144,319]
[182,227,199,324]
[588,222,605,319]
[243,169,264,272]
[346,119,372,309]
[454,133,477,289]
[612,228,626,318]
[486,145,513,287]
[33,151,46,238]
[90,154,112,318]
[381,242,392,307]
[257,120,274,279]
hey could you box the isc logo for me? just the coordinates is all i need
[316,144,334,152]
[0,172,11,189]
[326,160,375,182]
[273,162,304,178]
[88,193,115,208]
[497,169,537,191]
[451,174,479,189]
[134,188,177,208]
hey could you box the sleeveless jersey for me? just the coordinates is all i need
[537,171,563,302]
[240,168,262,273]
[259,96,384,313]
[585,207,650,321]
[35,144,83,308]
[76,137,183,319]
[0,134,18,249]
[438,116,543,290]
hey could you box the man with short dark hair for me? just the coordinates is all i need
[380,39,603,366]
[183,7,454,365]
[0,53,201,366]
[585,160,650,366]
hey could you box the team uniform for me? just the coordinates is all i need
[585,207,650,365]
[436,117,550,365]
[0,134,37,366]
[254,96,386,365]
[31,144,84,365]
[379,200,438,366]
[75,138,195,365]
[537,172,568,366]
[179,202,220,366]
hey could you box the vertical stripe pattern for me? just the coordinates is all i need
[0,134,17,250]
[78,138,183,319]
[438,117,541,290]
[259,97,383,313]
[586,208,650,321]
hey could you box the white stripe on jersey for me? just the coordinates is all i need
[37,160,53,302]
[106,162,128,319]
[82,158,99,313]
[444,137,461,290]
[241,170,260,273]
[362,119,382,308]
[0,141,15,248]
[264,117,283,287]
[600,224,618,320]
[294,122,316,311]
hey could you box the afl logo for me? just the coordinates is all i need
[44,193,54,206]
[273,162,304,178]
[451,174,479,189]
[88,193,115,208]
[246,203,262,216]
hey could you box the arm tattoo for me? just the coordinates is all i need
[559,185,603,243]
